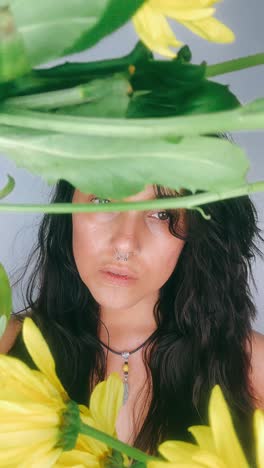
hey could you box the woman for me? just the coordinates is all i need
[1,180,264,465]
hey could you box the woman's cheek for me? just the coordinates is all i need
[162,241,185,276]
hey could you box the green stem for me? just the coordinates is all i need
[0,181,263,213]
[79,421,155,464]
[206,52,264,77]
[0,99,264,138]
[2,75,123,110]
[35,51,132,78]
[2,84,94,110]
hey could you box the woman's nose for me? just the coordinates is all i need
[111,211,143,252]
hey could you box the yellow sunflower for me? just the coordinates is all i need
[147,384,261,468]
[132,0,235,58]
[0,317,124,467]
[56,375,125,467]
[254,409,264,468]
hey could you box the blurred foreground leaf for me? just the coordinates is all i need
[65,0,145,56]
[0,263,12,338]
[0,5,30,82]
[0,126,249,197]
[0,174,15,199]
[1,0,145,70]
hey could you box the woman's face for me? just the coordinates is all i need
[72,184,186,312]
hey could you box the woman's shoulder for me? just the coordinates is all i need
[0,316,22,354]
[0,309,31,355]
[248,329,264,409]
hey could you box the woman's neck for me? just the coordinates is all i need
[99,303,157,350]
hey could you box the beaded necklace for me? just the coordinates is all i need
[99,332,155,405]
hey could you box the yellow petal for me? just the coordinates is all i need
[149,0,219,8]
[193,449,226,467]
[77,415,108,456]
[74,373,123,457]
[179,16,235,43]
[0,427,59,449]
[78,404,91,416]
[154,6,217,21]
[209,385,248,468]
[0,445,36,465]
[148,462,203,468]
[133,4,182,58]
[254,409,264,468]
[55,465,86,468]
[22,317,68,400]
[0,355,61,405]
[0,400,60,429]
[56,449,101,467]
[158,440,200,462]
[188,426,215,452]
[132,0,235,57]
[18,440,62,468]
[89,372,123,435]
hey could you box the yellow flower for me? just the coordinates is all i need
[147,384,253,468]
[56,374,124,467]
[132,0,235,58]
[0,317,124,467]
[254,409,264,468]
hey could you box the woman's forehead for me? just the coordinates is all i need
[74,184,180,203]
[105,184,179,202]
[119,184,156,202]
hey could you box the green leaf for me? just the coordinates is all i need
[127,82,239,119]
[0,262,12,338]
[0,174,15,199]
[2,0,145,69]
[9,0,104,67]
[130,59,206,93]
[3,73,131,117]
[0,315,7,339]
[240,97,264,114]
[65,0,146,55]
[0,6,30,82]
[129,462,146,468]
[127,55,240,118]
[54,74,130,117]
[0,126,249,197]
[105,450,129,468]
[0,41,151,102]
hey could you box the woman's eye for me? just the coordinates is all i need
[91,197,170,222]
[151,211,170,222]
[90,197,111,204]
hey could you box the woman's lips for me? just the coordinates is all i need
[100,270,137,285]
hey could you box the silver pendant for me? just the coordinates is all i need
[121,351,130,405]
[123,381,129,405]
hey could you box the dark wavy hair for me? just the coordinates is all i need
[10,178,264,466]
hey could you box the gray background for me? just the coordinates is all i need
[0,0,264,330]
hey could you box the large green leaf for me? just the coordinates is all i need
[65,0,145,55]
[3,0,145,68]
[0,126,249,197]
[0,263,12,338]
[0,5,30,82]
[9,0,105,66]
